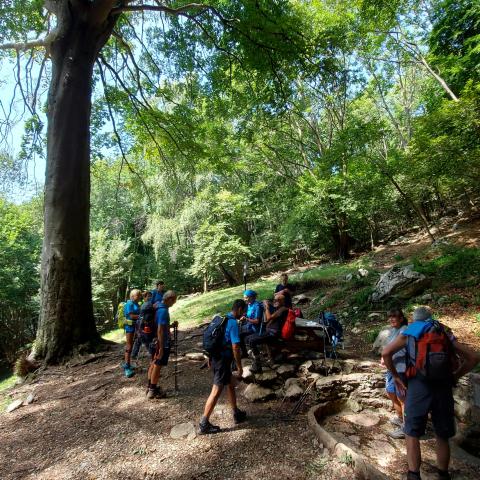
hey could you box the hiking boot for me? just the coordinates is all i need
[198,420,221,435]
[407,471,421,480]
[123,364,135,378]
[435,469,451,480]
[233,409,247,424]
[389,416,403,428]
[388,427,405,439]
[146,386,166,399]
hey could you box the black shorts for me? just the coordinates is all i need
[404,376,455,439]
[149,343,171,367]
[211,356,233,386]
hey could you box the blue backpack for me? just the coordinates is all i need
[203,315,228,358]
[318,312,343,343]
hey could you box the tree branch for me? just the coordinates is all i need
[111,3,208,16]
[0,38,48,51]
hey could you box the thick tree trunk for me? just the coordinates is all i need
[34,8,116,362]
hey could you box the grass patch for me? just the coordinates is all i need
[102,328,124,344]
[365,326,383,344]
[0,374,16,394]
[414,245,480,288]
[172,262,363,326]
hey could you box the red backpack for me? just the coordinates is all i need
[281,309,297,340]
[405,321,458,381]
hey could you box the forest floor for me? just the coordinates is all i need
[0,214,479,480]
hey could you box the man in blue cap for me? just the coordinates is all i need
[239,290,264,356]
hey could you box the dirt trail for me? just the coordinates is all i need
[0,330,347,480]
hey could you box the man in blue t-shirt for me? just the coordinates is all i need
[383,306,479,480]
[199,299,247,435]
[239,290,264,355]
[147,290,178,399]
[151,280,166,308]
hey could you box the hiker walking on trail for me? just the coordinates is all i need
[122,289,141,378]
[199,299,247,434]
[245,293,288,373]
[147,290,178,399]
[131,290,155,363]
[381,308,408,439]
[382,306,480,480]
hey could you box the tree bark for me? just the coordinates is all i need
[34,6,117,362]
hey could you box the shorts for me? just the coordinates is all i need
[404,376,455,439]
[385,371,407,400]
[124,325,135,334]
[211,355,233,386]
[149,342,171,366]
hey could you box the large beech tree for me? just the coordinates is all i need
[0,0,316,362]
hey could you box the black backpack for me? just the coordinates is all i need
[203,315,228,358]
[139,301,155,335]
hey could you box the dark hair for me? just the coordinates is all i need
[387,308,408,326]
[143,290,152,298]
[232,299,246,311]
[156,280,165,286]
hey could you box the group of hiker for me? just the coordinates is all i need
[118,275,480,480]
[382,305,479,480]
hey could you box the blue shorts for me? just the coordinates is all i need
[124,325,135,334]
[385,371,406,399]
[404,376,455,439]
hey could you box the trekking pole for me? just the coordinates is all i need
[173,324,179,393]
[290,378,316,417]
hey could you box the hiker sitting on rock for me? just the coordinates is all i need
[147,290,178,399]
[199,299,247,434]
[382,306,480,480]
[131,290,155,363]
[239,290,264,355]
[122,289,142,378]
[380,308,408,439]
[246,293,289,373]
[274,273,295,308]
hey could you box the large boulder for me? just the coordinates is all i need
[283,378,304,400]
[243,384,275,402]
[370,264,430,302]
[254,369,278,386]
[276,364,297,378]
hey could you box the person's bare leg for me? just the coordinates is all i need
[203,385,223,420]
[147,362,154,382]
[150,364,162,386]
[124,333,134,365]
[226,382,237,410]
[387,392,403,418]
[435,436,450,472]
[406,435,422,472]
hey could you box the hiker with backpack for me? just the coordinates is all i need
[151,280,166,308]
[122,289,142,378]
[382,306,480,480]
[146,290,178,399]
[239,290,264,356]
[199,299,247,434]
[131,290,155,363]
[380,308,408,439]
[245,293,289,373]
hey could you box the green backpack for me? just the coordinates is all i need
[116,301,126,329]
